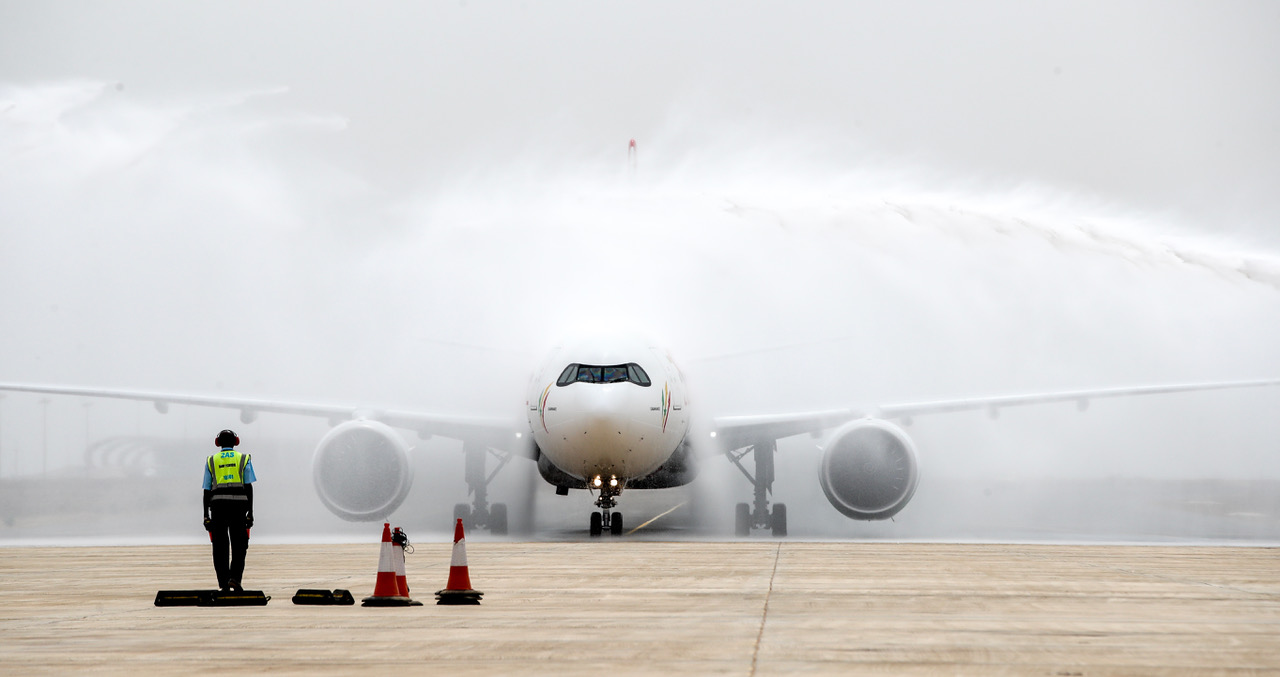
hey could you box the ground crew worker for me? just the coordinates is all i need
[202,429,257,592]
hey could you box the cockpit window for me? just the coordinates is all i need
[556,363,577,385]
[556,362,652,387]
[601,365,629,383]
[627,363,651,386]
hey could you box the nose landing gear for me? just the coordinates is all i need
[589,475,624,537]
[589,509,623,536]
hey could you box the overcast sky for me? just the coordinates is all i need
[2,1,1279,491]
[3,1,1278,230]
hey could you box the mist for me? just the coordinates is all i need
[2,1,1278,543]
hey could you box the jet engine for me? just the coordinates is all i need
[819,419,919,521]
[312,420,413,521]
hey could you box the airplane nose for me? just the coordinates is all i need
[566,387,638,469]
[580,391,629,438]
[537,384,669,482]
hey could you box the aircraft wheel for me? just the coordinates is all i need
[589,511,603,537]
[771,503,787,538]
[490,503,508,535]
[735,503,750,537]
[610,513,623,536]
[453,503,472,530]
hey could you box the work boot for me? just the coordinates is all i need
[228,581,242,592]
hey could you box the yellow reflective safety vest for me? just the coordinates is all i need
[208,449,250,501]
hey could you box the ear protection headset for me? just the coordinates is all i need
[215,429,240,447]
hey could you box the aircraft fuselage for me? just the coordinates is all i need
[526,333,690,490]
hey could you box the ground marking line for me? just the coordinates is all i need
[626,501,686,535]
[750,543,782,677]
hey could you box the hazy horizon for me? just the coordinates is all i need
[2,2,1278,542]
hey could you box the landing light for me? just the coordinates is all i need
[609,476,618,487]
[709,431,717,438]
[593,476,602,488]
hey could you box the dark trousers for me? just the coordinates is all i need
[209,501,250,589]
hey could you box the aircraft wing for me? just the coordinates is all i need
[0,382,524,450]
[710,378,1280,448]
[710,408,864,450]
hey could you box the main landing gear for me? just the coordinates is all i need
[588,475,624,537]
[726,439,787,537]
[454,442,511,535]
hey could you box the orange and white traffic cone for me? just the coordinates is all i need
[391,527,423,606]
[392,527,410,596]
[361,523,412,606]
[436,518,483,605]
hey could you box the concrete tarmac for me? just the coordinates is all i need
[1,542,1277,675]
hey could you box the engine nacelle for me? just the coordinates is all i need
[312,420,413,521]
[819,418,919,521]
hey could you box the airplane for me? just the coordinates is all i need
[2,328,1279,537]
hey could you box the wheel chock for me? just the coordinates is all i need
[292,588,356,605]
[154,590,211,606]
[202,590,270,606]
[154,589,270,606]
